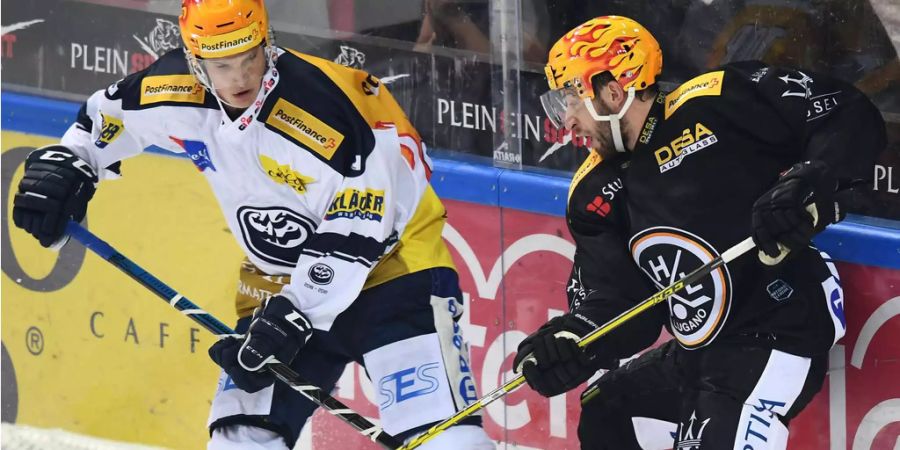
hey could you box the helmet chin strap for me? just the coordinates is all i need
[583,87,636,152]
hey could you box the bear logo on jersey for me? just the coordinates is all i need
[630,227,733,349]
[237,206,317,267]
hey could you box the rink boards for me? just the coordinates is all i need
[2,96,899,449]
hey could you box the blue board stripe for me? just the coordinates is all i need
[4,90,898,269]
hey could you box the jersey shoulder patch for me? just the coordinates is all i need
[113,50,218,111]
[664,70,725,119]
[282,49,418,137]
[258,49,375,177]
[567,151,628,223]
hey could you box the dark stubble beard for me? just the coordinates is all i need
[590,99,618,154]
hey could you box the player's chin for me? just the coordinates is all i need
[220,90,256,108]
[227,97,254,109]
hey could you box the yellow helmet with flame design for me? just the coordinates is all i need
[545,15,662,100]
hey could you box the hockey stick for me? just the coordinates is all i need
[65,221,402,450]
[400,236,757,450]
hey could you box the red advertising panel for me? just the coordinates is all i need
[309,200,899,449]
[788,264,900,450]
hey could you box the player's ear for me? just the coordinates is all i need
[605,79,627,108]
[591,72,623,110]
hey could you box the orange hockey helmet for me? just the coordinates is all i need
[179,0,269,59]
[178,0,277,94]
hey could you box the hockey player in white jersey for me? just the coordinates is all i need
[11,1,494,449]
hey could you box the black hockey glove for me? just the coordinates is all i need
[13,145,98,248]
[513,313,603,397]
[208,295,313,393]
[752,160,841,261]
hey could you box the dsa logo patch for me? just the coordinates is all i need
[325,188,385,222]
[654,123,717,173]
[95,113,124,149]
[630,227,733,349]
[237,206,317,267]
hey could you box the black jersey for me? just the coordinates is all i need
[625,61,886,356]
[565,150,666,363]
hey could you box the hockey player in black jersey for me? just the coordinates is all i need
[513,28,667,398]
[514,15,886,449]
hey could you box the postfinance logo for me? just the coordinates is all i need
[195,24,262,58]
[266,98,344,160]
[94,113,124,149]
[259,154,315,194]
[325,188,385,222]
[654,123,717,173]
[140,74,205,105]
[664,71,724,118]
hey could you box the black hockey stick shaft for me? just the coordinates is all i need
[400,236,756,449]
[65,221,401,449]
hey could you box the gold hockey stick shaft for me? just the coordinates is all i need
[400,237,756,450]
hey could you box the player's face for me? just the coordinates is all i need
[564,94,613,152]
[202,45,266,109]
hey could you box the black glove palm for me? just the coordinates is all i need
[513,313,602,397]
[209,295,313,393]
[13,145,98,247]
[752,160,840,259]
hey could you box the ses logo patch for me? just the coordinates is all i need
[325,188,385,222]
[378,362,441,410]
[94,113,124,149]
[170,136,216,172]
